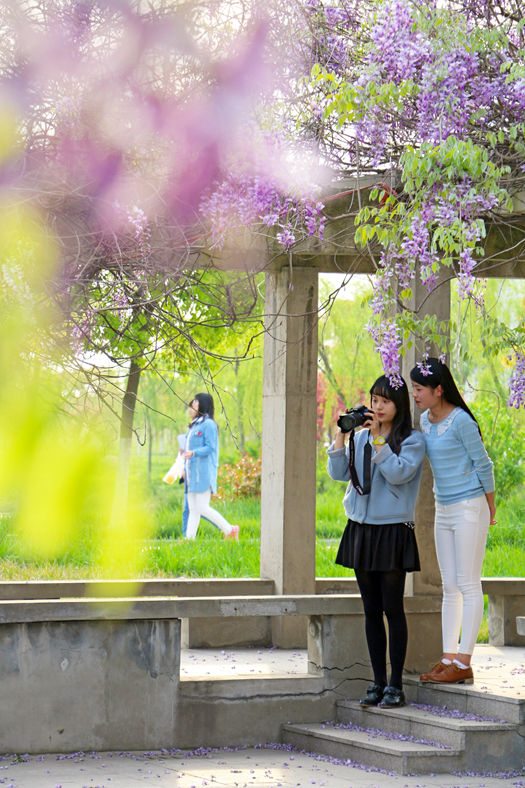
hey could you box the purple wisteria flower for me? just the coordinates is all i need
[367,319,404,388]
[508,353,525,409]
[416,353,432,376]
[369,0,430,84]
[201,172,325,251]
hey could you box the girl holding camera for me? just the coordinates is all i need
[327,375,425,709]
[410,358,495,684]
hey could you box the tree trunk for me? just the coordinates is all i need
[318,343,347,402]
[479,335,507,401]
[110,360,142,527]
[146,410,153,481]
[234,360,246,452]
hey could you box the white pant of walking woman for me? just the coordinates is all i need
[186,489,234,540]
[434,495,490,656]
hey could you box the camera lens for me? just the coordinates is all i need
[337,406,371,433]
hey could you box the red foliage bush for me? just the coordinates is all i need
[216,454,262,500]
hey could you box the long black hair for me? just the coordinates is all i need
[409,358,479,427]
[369,374,412,455]
[192,392,215,420]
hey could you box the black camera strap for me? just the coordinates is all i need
[348,429,372,496]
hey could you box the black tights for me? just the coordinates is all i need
[354,569,407,690]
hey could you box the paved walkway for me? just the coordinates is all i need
[2,645,524,788]
[3,746,524,788]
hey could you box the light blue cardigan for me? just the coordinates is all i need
[184,416,219,494]
[327,429,425,524]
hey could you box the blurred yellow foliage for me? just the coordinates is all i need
[0,195,152,578]
[0,103,19,166]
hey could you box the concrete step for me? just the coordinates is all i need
[336,700,523,771]
[281,720,461,775]
[404,676,525,725]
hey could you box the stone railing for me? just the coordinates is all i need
[0,591,441,753]
[1,576,523,754]
[0,576,522,646]
[482,577,525,647]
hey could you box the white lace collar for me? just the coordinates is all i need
[421,407,461,436]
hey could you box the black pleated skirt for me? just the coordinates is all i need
[335,519,421,572]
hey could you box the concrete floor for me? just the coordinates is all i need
[2,645,524,788]
[2,746,524,788]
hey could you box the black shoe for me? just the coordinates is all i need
[359,683,384,706]
[379,685,406,708]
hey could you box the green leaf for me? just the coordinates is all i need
[354,226,366,247]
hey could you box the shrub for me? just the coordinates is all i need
[216,454,261,500]
[474,398,525,500]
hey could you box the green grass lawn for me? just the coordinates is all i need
[1,453,522,644]
[0,453,523,582]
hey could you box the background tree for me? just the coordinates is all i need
[0,0,283,529]
[318,277,377,430]
[0,0,296,559]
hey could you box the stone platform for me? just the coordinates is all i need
[0,645,522,787]
[180,643,525,697]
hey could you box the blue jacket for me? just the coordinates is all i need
[327,429,425,524]
[184,416,219,494]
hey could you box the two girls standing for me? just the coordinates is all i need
[328,359,495,707]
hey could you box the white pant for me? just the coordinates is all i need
[186,489,233,540]
[434,495,490,655]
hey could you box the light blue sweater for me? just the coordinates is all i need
[420,407,494,504]
[327,429,425,524]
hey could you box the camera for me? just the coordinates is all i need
[337,405,373,434]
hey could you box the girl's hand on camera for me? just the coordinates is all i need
[333,422,347,449]
[363,410,380,439]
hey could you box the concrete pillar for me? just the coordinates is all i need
[260,266,318,646]
[401,276,451,597]
[307,596,443,682]
[488,594,525,647]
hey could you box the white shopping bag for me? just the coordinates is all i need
[163,453,185,484]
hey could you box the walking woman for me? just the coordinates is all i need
[327,375,425,708]
[183,393,239,541]
[410,358,495,684]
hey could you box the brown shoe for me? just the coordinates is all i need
[425,662,474,685]
[420,661,448,682]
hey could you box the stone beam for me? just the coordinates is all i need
[0,594,363,623]
[267,213,525,277]
[207,205,525,278]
